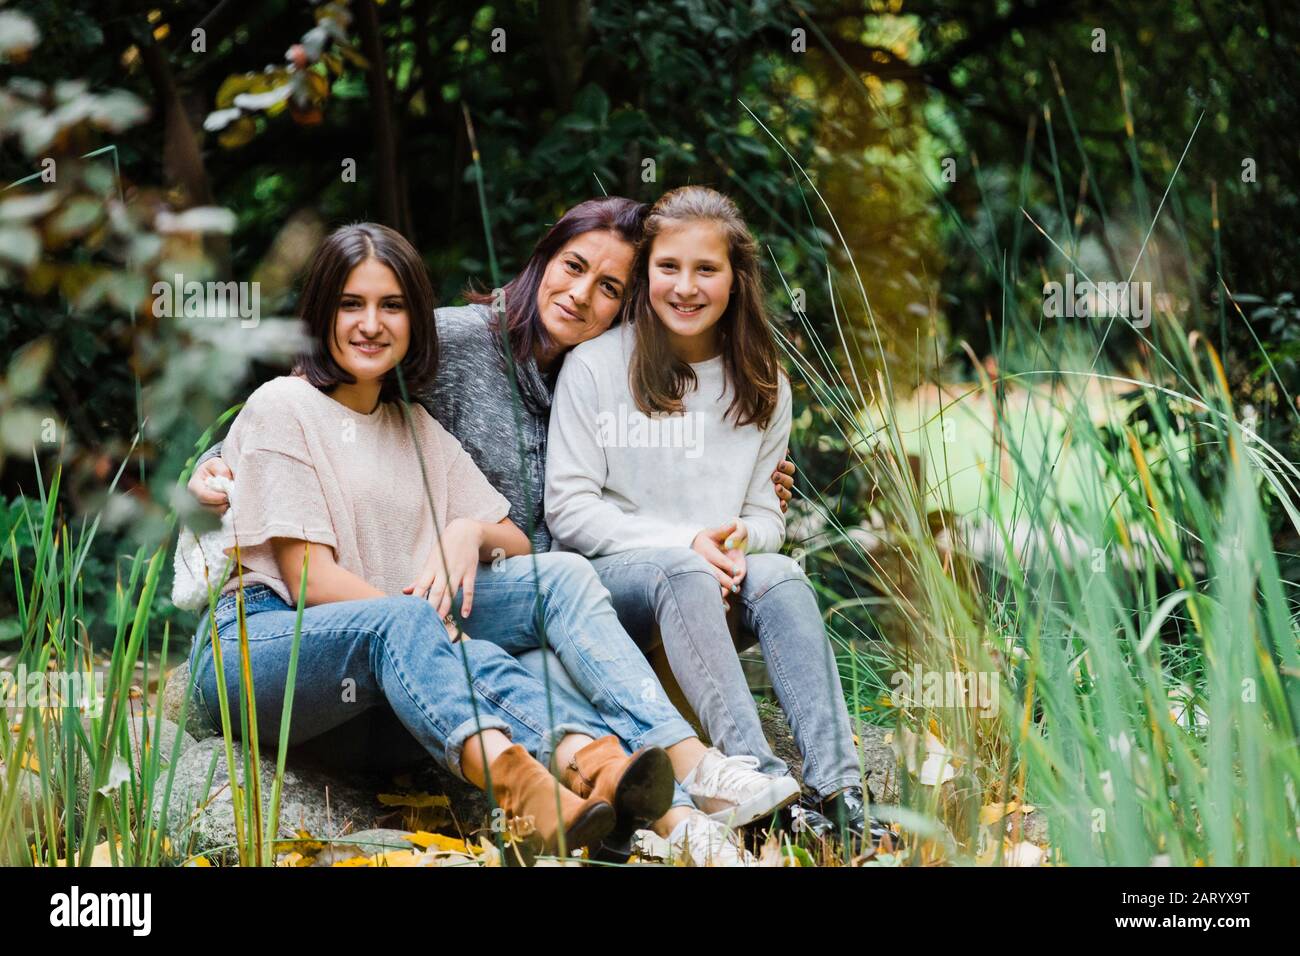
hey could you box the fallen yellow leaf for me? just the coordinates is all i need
[377,792,451,809]
[981,799,1024,826]
[57,840,120,867]
[333,849,423,867]
[272,829,323,856]
[404,831,472,854]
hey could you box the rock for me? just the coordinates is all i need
[857,724,902,803]
[1009,807,1049,845]
[287,704,494,836]
[154,680,505,862]
[74,714,196,812]
[0,710,197,845]
[379,756,493,836]
[755,697,803,778]
[154,736,389,864]
[755,698,900,802]
[121,712,196,768]
[2,767,49,832]
[308,827,418,866]
[160,661,216,740]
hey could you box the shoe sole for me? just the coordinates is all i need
[595,747,675,862]
[705,776,802,828]
[550,801,617,857]
[613,747,675,824]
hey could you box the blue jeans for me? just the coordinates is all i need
[189,584,612,781]
[465,553,698,808]
[589,548,862,798]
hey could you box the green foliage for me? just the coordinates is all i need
[2,0,1298,866]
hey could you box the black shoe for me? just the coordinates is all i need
[590,828,636,864]
[796,787,895,852]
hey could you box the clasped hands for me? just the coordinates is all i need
[691,517,749,612]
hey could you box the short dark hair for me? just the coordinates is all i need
[294,222,438,403]
[465,196,646,366]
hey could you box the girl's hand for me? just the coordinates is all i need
[403,519,484,628]
[722,518,748,595]
[189,458,234,515]
[692,519,747,610]
[772,453,795,513]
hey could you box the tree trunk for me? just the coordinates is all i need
[136,33,230,274]
[537,0,591,113]
[356,0,408,235]
[137,38,214,209]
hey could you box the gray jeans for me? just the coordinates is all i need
[588,547,861,798]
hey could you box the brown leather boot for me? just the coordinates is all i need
[564,736,674,860]
[488,744,615,857]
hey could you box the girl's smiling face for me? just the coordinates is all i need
[646,219,733,361]
[328,257,411,386]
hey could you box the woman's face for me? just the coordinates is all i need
[328,257,410,384]
[647,219,733,348]
[534,229,634,350]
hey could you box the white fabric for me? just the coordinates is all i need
[545,323,792,557]
[170,474,235,611]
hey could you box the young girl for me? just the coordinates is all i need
[188,222,699,860]
[545,187,871,844]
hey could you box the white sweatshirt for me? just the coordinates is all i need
[545,323,791,557]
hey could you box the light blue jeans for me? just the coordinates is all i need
[588,548,862,798]
[191,553,696,805]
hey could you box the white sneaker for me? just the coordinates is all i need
[664,811,755,866]
[681,748,801,827]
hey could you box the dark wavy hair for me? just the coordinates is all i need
[627,186,780,429]
[293,222,438,403]
[465,196,646,365]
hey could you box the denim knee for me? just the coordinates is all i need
[655,549,724,599]
[376,595,452,645]
[536,551,601,591]
[535,551,612,613]
[364,596,467,688]
[743,553,813,602]
[384,594,446,630]
[653,548,716,578]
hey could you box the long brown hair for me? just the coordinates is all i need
[294,222,438,403]
[627,186,780,429]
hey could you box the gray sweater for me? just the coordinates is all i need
[199,304,556,552]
